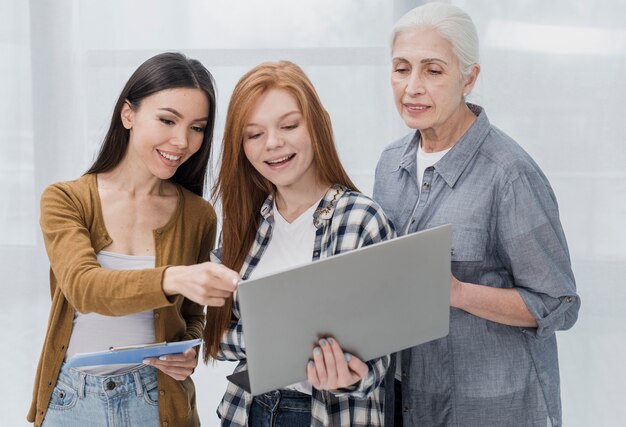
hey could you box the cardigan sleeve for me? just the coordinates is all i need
[181,204,217,342]
[40,183,173,316]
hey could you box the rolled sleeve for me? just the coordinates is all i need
[497,170,580,338]
[518,289,580,338]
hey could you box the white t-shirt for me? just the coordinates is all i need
[250,199,321,395]
[417,142,451,188]
[65,251,156,375]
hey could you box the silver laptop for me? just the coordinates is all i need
[227,224,451,396]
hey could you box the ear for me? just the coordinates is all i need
[120,100,134,130]
[462,64,481,96]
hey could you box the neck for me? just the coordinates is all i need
[98,164,169,197]
[420,103,476,153]
[274,181,330,223]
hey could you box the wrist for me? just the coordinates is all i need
[162,266,180,296]
[450,277,466,309]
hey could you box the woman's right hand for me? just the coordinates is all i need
[162,262,239,306]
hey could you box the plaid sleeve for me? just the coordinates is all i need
[327,192,395,399]
[217,292,246,361]
[331,354,390,399]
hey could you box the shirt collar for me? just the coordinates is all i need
[435,103,491,187]
[258,184,347,226]
[398,103,491,188]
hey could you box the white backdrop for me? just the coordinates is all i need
[1,0,624,425]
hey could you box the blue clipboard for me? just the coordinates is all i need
[64,338,202,368]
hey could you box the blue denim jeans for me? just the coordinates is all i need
[41,364,160,427]
[249,389,311,427]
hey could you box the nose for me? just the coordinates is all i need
[171,128,189,150]
[405,70,425,97]
[265,129,284,150]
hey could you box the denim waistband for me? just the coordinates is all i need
[57,363,158,399]
[253,389,311,412]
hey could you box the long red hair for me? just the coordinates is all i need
[203,61,357,361]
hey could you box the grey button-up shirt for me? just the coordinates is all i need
[373,104,580,427]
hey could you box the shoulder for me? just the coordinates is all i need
[331,190,395,244]
[478,126,549,186]
[382,132,414,153]
[377,132,414,161]
[41,174,95,209]
[335,191,393,229]
[179,186,217,225]
[336,190,385,215]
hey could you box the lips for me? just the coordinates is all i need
[157,149,182,162]
[404,103,430,111]
[265,154,295,166]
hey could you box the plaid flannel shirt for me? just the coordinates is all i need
[214,185,395,426]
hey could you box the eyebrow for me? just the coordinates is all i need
[158,107,208,122]
[421,57,448,65]
[245,110,301,127]
[392,57,448,66]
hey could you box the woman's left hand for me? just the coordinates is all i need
[143,347,197,381]
[307,337,369,390]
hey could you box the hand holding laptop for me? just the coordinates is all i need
[307,337,368,390]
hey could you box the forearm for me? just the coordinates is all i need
[451,279,537,327]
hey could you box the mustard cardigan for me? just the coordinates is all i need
[28,173,216,427]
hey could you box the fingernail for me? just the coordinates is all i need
[308,360,314,369]
[328,338,334,345]
[319,339,327,347]
[344,353,352,362]
[159,356,167,361]
[314,347,321,356]
[232,278,239,286]
[142,359,150,365]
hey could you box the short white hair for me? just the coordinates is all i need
[391,2,479,78]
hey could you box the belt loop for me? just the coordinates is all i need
[271,390,281,413]
[134,370,143,397]
[78,371,86,399]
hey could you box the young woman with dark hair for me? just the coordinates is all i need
[28,52,238,427]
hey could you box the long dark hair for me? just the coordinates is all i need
[85,52,217,196]
[203,61,357,361]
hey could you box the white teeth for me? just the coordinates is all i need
[407,105,428,110]
[158,150,181,161]
[266,155,292,164]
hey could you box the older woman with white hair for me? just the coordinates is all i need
[373,3,580,426]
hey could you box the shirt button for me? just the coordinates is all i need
[154,312,160,319]
[162,422,169,427]
[159,390,165,396]
[565,296,573,303]
[422,182,430,188]
[403,406,409,412]
[106,381,116,390]
[313,250,320,257]
[451,248,456,256]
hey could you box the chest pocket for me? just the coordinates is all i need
[451,226,487,262]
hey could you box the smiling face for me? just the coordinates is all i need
[121,87,209,180]
[391,27,477,136]
[243,88,318,195]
